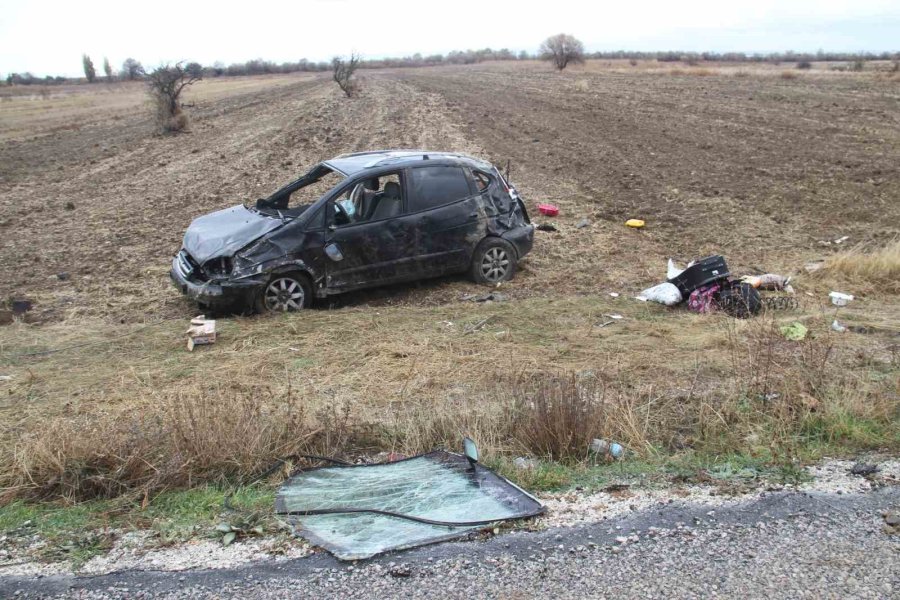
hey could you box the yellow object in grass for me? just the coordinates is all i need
[625,219,645,228]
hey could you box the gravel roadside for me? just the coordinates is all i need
[2,482,898,599]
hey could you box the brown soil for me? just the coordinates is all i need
[1,64,897,323]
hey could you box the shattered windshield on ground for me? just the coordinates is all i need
[276,451,544,560]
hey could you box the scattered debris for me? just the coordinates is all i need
[464,291,508,303]
[762,296,800,311]
[64,201,75,210]
[589,438,624,459]
[848,325,876,335]
[537,203,559,216]
[817,235,849,246]
[602,313,625,320]
[463,316,495,335]
[536,222,558,232]
[716,283,761,318]
[637,282,683,306]
[186,315,216,351]
[595,320,615,328]
[275,441,544,560]
[831,319,848,333]
[804,261,825,273]
[741,273,793,293]
[625,219,645,228]
[829,291,854,306]
[215,514,266,547]
[11,299,32,315]
[0,375,12,382]
[56,272,70,281]
[608,292,620,298]
[687,283,722,314]
[636,255,786,319]
[850,463,879,477]
[575,218,590,229]
[780,321,808,341]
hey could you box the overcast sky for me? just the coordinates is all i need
[2,0,898,77]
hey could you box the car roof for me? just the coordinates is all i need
[322,150,492,176]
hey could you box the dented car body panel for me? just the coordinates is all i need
[170,150,533,311]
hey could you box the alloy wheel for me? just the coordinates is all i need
[264,277,305,311]
[480,247,510,282]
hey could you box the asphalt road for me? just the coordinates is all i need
[3,487,898,599]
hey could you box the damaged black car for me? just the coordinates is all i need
[171,150,534,312]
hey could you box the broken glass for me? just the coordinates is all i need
[276,451,544,560]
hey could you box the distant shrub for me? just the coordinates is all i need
[629,59,638,66]
[121,58,145,81]
[539,33,585,71]
[82,54,96,83]
[797,61,812,70]
[850,59,865,72]
[146,62,200,133]
[332,53,360,97]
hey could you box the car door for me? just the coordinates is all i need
[406,165,483,275]
[321,172,421,291]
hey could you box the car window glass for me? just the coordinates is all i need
[331,172,403,228]
[472,170,491,192]
[408,166,471,212]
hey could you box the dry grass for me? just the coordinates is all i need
[1,303,896,503]
[2,384,355,502]
[822,239,900,293]
[781,71,799,80]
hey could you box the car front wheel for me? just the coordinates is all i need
[470,237,517,285]
[256,272,312,313]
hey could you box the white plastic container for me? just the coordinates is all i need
[829,291,854,307]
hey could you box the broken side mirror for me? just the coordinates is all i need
[324,243,343,262]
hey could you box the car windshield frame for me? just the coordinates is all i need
[252,164,347,216]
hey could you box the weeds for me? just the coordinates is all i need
[2,385,356,502]
[822,238,900,293]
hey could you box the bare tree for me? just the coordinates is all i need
[121,58,145,81]
[146,62,201,133]
[539,34,585,71]
[103,57,113,81]
[82,54,96,83]
[332,53,360,97]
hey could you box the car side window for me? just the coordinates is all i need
[330,172,404,228]
[472,170,491,192]
[408,166,472,212]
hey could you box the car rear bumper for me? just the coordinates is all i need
[170,255,258,309]
[501,224,535,259]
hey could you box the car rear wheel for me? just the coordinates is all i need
[256,272,312,313]
[471,237,517,285]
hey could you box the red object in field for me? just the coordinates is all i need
[537,203,559,217]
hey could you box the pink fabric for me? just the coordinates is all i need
[687,283,721,313]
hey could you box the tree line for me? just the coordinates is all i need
[5,46,897,86]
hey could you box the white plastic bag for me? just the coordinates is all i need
[636,282,683,306]
[666,258,685,280]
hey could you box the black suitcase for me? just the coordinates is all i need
[668,255,730,296]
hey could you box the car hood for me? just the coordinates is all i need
[182,204,284,264]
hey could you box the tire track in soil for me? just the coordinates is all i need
[398,65,900,291]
